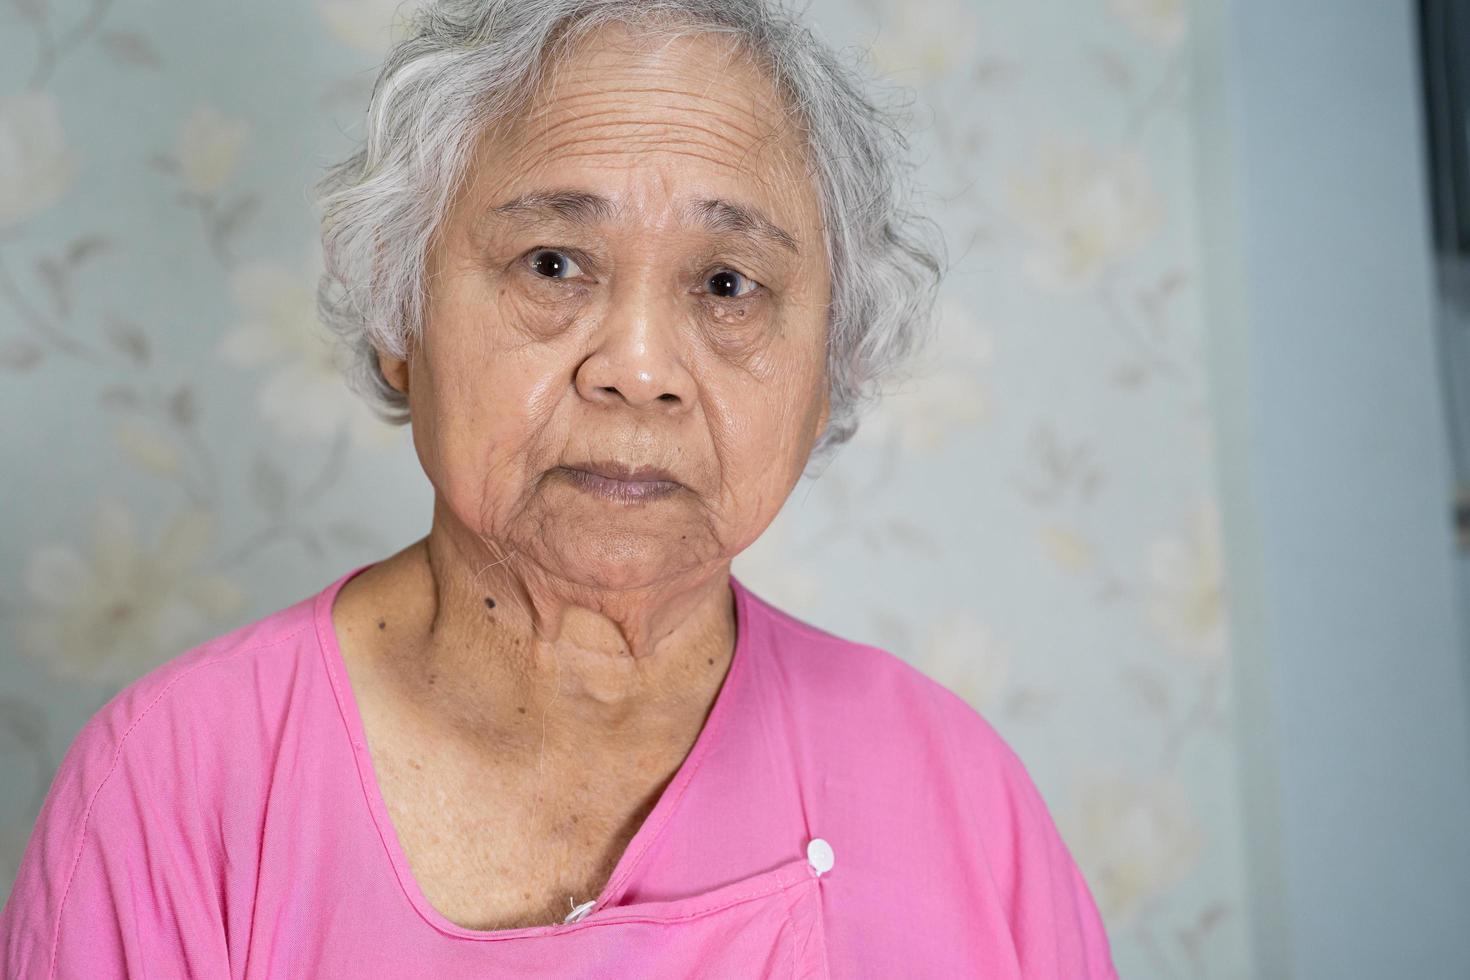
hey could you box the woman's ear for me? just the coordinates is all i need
[378,343,411,396]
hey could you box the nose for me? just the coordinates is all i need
[573,277,697,412]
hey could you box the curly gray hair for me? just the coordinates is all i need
[314,0,946,474]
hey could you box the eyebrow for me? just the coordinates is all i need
[486,189,617,224]
[482,189,800,254]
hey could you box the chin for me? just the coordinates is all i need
[554,537,709,592]
[563,561,677,594]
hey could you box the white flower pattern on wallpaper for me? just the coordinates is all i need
[0,91,75,229]
[1067,772,1204,926]
[1039,522,1100,577]
[316,0,418,53]
[853,298,994,456]
[1008,142,1162,290]
[218,262,398,450]
[114,416,186,477]
[920,611,1010,714]
[177,106,249,197]
[863,0,981,83]
[18,497,245,686]
[1147,499,1227,661]
[1111,0,1188,47]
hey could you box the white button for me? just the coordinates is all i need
[564,899,596,923]
[806,837,835,876]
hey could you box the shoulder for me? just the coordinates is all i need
[0,573,343,977]
[63,583,323,786]
[738,581,1063,834]
[22,576,331,845]
[739,581,1023,775]
[737,583,1119,976]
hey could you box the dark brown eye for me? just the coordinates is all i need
[529,249,581,279]
[707,269,757,298]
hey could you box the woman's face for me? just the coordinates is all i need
[384,23,832,593]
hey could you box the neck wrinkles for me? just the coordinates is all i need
[377,513,738,754]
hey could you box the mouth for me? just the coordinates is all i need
[557,461,682,503]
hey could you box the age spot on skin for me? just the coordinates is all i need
[517,706,527,714]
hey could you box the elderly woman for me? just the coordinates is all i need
[1,0,1116,977]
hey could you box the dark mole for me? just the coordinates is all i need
[377,620,386,630]
[707,657,714,665]
[484,597,496,610]
[517,705,527,714]
[570,814,579,823]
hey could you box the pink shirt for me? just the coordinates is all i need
[1,563,1118,978]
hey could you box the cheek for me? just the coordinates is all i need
[711,302,827,421]
[702,342,825,495]
[416,307,573,524]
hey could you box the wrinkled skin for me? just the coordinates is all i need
[330,22,833,929]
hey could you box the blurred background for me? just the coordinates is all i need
[3,0,1469,976]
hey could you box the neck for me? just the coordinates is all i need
[365,503,738,755]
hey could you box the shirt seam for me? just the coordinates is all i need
[46,624,311,979]
[922,678,1025,970]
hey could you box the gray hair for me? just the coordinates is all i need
[314,0,946,475]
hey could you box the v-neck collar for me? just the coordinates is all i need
[313,561,757,941]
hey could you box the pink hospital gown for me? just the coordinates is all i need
[0,562,1118,978]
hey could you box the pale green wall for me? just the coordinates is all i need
[1197,0,1470,975]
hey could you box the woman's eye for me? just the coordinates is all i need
[528,249,582,280]
[706,269,759,299]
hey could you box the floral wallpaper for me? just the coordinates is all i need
[0,0,1252,976]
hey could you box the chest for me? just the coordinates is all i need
[327,570,723,933]
[371,739,670,932]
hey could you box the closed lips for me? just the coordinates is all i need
[565,462,680,484]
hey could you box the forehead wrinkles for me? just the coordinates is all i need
[530,88,772,164]
[506,34,807,179]
[453,31,826,257]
